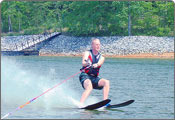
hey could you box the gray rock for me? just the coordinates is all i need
[1,35,174,55]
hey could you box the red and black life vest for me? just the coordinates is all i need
[84,50,101,77]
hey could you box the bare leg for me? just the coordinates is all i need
[80,79,93,103]
[98,79,110,100]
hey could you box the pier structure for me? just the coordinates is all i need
[1,32,61,56]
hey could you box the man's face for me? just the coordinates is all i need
[92,39,101,52]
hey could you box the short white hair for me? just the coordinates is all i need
[91,38,100,44]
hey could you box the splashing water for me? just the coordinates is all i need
[1,57,87,112]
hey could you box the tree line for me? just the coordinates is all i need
[1,1,174,36]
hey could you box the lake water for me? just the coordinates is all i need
[1,56,174,119]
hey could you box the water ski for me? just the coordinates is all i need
[106,100,134,108]
[81,99,111,110]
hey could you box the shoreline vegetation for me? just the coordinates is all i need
[2,1,174,37]
[39,52,174,59]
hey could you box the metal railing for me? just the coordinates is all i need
[14,32,59,51]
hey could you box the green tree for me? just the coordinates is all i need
[1,1,174,36]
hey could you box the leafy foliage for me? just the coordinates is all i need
[1,1,174,36]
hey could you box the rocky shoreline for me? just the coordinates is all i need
[39,35,174,59]
[1,34,174,59]
[39,52,174,59]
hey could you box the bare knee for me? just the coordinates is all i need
[104,79,110,87]
[98,79,110,87]
[84,79,93,91]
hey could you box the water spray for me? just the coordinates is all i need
[1,65,90,119]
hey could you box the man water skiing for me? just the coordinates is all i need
[79,38,110,106]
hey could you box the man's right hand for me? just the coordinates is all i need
[83,60,91,67]
[92,63,98,68]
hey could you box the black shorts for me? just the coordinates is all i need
[79,72,103,90]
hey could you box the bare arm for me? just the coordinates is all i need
[82,51,90,67]
[98,55,105,66]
